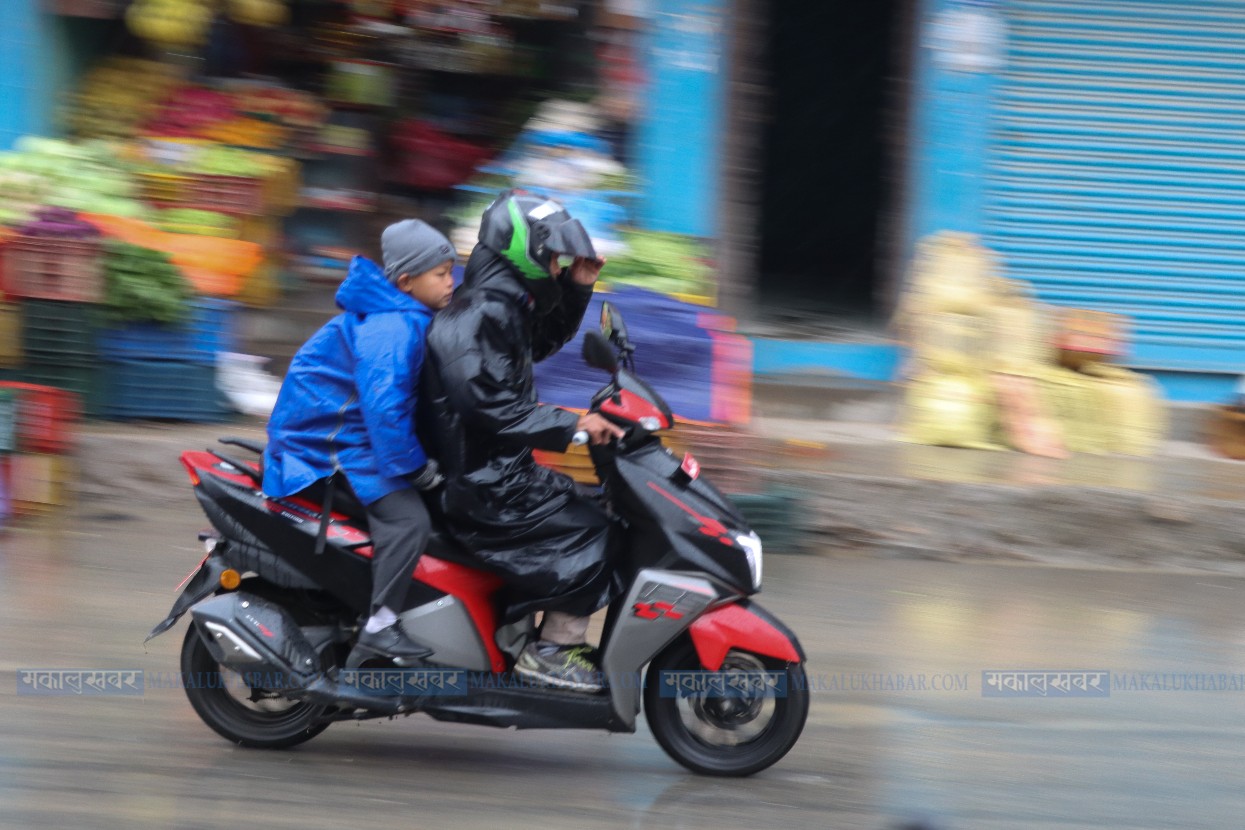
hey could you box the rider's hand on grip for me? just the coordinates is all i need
[406,459,445,491]
[575,413,626,446]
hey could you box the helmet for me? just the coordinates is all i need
[478,189,598,282]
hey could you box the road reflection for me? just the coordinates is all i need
[3,506,1245,829]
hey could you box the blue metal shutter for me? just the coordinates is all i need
[984,0,1245,374]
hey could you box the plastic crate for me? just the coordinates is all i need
[727,489,810,553]
[183,175,265,215]
[237,216,281,247]
[159,222,240,240]
[666,422,760,495]
[3,236,105,303]
[0,236,11,297]
[533,442,597,484]
[260,157,300,216]
[0,388,15,453]
[20,300,101,365]
[6,452,74,516]
[0,381,81,453]
[0,456,9,525]
[138,170,192,203]
[0,302,19,367]
[18,363,108,420]
[101,359,234,422]
[97,299,238,364]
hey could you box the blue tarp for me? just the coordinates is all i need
[533,285,719,422]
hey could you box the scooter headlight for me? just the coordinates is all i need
[736,531,763,590]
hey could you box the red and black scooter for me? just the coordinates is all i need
[147,303,808,776]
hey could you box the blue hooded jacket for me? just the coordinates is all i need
[263,256,433,505]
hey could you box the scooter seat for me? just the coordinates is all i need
[423,530,485,568]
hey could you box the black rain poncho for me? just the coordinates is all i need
[422,245,618,620]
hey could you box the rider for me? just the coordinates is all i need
[263,219,455,667]
[423,189,625,692]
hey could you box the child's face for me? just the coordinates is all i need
[397,261,455,310]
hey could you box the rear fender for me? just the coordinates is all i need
[145,550,230,643]
[687,599,805,670]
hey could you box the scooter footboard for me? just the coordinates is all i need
[687,599,805,671]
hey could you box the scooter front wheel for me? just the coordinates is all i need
[644,638,809,777]
[179,624,332,749]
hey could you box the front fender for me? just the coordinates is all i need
[687,599,805,670]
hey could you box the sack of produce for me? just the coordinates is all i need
[1055,308,1128,369]
[900,370,1001,450]
[988,297,1055,372]
[1035,366,1110,454]
[910,311,985,374]
[991,371,1067,458]
[1081,363,1167,456]
[899,232,997,322]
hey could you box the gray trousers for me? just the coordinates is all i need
[363,487,432,616]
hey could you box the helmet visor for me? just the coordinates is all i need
[546,218,598,262]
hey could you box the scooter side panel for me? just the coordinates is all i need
[601,569,719,730]
[196,477,373,612]
[414,557,508,673]
[399,596,492,671]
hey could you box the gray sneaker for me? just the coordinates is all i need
[514,641,604,692]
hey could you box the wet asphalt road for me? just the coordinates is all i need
[4,500,1245,830]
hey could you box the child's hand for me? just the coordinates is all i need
[568,255,606,286]
[407,460,445,491]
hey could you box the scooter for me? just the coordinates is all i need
[147,302,808,776]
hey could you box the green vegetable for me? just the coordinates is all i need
[602,229,713,298]
[103,240,192,324]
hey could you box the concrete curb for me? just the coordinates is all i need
[752,374,1218,443]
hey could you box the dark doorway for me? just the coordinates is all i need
[756,0,911,328]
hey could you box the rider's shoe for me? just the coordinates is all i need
[346,622,433,668]
[514,640,605,692]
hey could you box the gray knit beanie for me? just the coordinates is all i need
[381,219,455,283]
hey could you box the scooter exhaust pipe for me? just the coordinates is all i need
[190,592,323,683]
[189,592,410,716]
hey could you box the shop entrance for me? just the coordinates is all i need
[755,0,912,328]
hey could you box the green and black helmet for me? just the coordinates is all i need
[478,189,598,282]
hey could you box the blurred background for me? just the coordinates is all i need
[4,0,1245,511]
[7,7,1245,826]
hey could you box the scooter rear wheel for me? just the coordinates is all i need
[644,638,808,777]
[180,624,332,749]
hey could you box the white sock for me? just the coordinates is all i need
[540,611,591,645]
[364,606,398,634]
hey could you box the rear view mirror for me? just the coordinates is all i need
[600,302,632,354]
[582,330,619,375]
